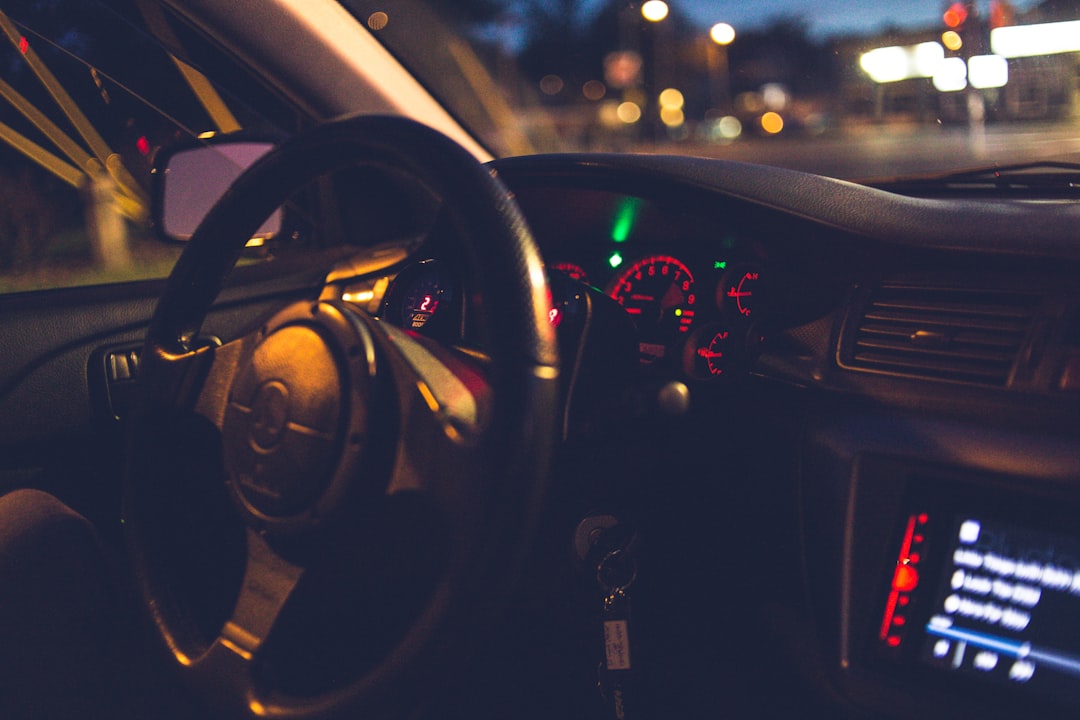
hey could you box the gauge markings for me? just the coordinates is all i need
[608,255,697,364]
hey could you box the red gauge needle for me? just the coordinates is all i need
[696,349,723,359]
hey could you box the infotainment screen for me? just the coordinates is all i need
[919,516,1080,705]
[877,507,1080,708]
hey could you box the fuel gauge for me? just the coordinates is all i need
[685,323,739,378]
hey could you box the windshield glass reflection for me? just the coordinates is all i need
[348,0,1080,180]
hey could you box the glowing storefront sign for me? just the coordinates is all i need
[968,54,1008,89]
[861,43,944,83]
[991,20,1080,59]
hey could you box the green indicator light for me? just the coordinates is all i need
[714,260,727,270]
[608,252,624,269]
[610,197,642,243]
[675,308,683,317]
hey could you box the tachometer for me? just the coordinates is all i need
[607,255,696,363]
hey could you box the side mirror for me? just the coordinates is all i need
[152,139,281,244]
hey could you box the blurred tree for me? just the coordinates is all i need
[727,17,833,97]
[451,0,511,24]
[514,0,585,87]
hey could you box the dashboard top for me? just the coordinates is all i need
[364,155,1080,431]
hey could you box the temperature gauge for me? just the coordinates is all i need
[718,264,765,320]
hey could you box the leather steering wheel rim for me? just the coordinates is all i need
[125,115,559,719]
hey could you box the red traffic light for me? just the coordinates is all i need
[943,1,968,28]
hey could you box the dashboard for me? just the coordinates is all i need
[3,139,1080,719]
[361,153,1080,720]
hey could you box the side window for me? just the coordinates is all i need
[0,0,301,294]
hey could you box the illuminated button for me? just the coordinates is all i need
[893,563,919,593]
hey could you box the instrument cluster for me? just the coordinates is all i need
[542,233,776,381]
[376,255,773,384]
[373,189,799,382]
[597,253,769,378]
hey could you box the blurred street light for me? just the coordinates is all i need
[710,23,735,46]
[707,22,735,114]
[641,1,669,23]
[640,1,670,141]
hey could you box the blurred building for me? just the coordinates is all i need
[836,0,1080,124]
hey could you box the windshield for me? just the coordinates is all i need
[343,0,1080,180]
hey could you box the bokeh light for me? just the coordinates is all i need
[641,0,669,23]
[658,88,684,109]
[760,112,784,135]
[616,101,642,124]
[540,74,564,95]
[583,80,607,100]
[710,23,735,46]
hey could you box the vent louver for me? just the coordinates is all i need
[843,285,1040,385]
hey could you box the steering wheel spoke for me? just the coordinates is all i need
[181,528,303,713]
[379,324,491,507]
[217,528,304,662]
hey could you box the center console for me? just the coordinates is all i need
[799,410,1080,720]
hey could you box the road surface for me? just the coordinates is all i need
[637,120,1080,180]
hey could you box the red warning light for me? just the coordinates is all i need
[893,564,919,593]
[136,136,151,156]
[886,636,902,647]
[943,2,968,28]
[18,36,28,54]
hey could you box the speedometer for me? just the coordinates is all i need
[607,255,696,363]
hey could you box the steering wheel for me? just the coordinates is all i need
[125,115,560,718]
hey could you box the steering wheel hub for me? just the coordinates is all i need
[222,301,378,523]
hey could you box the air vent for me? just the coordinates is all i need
[842,285,1041,385]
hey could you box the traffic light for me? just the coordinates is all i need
[989,0,1015,29]
[943,2,968,29]
[941,2,986,57]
